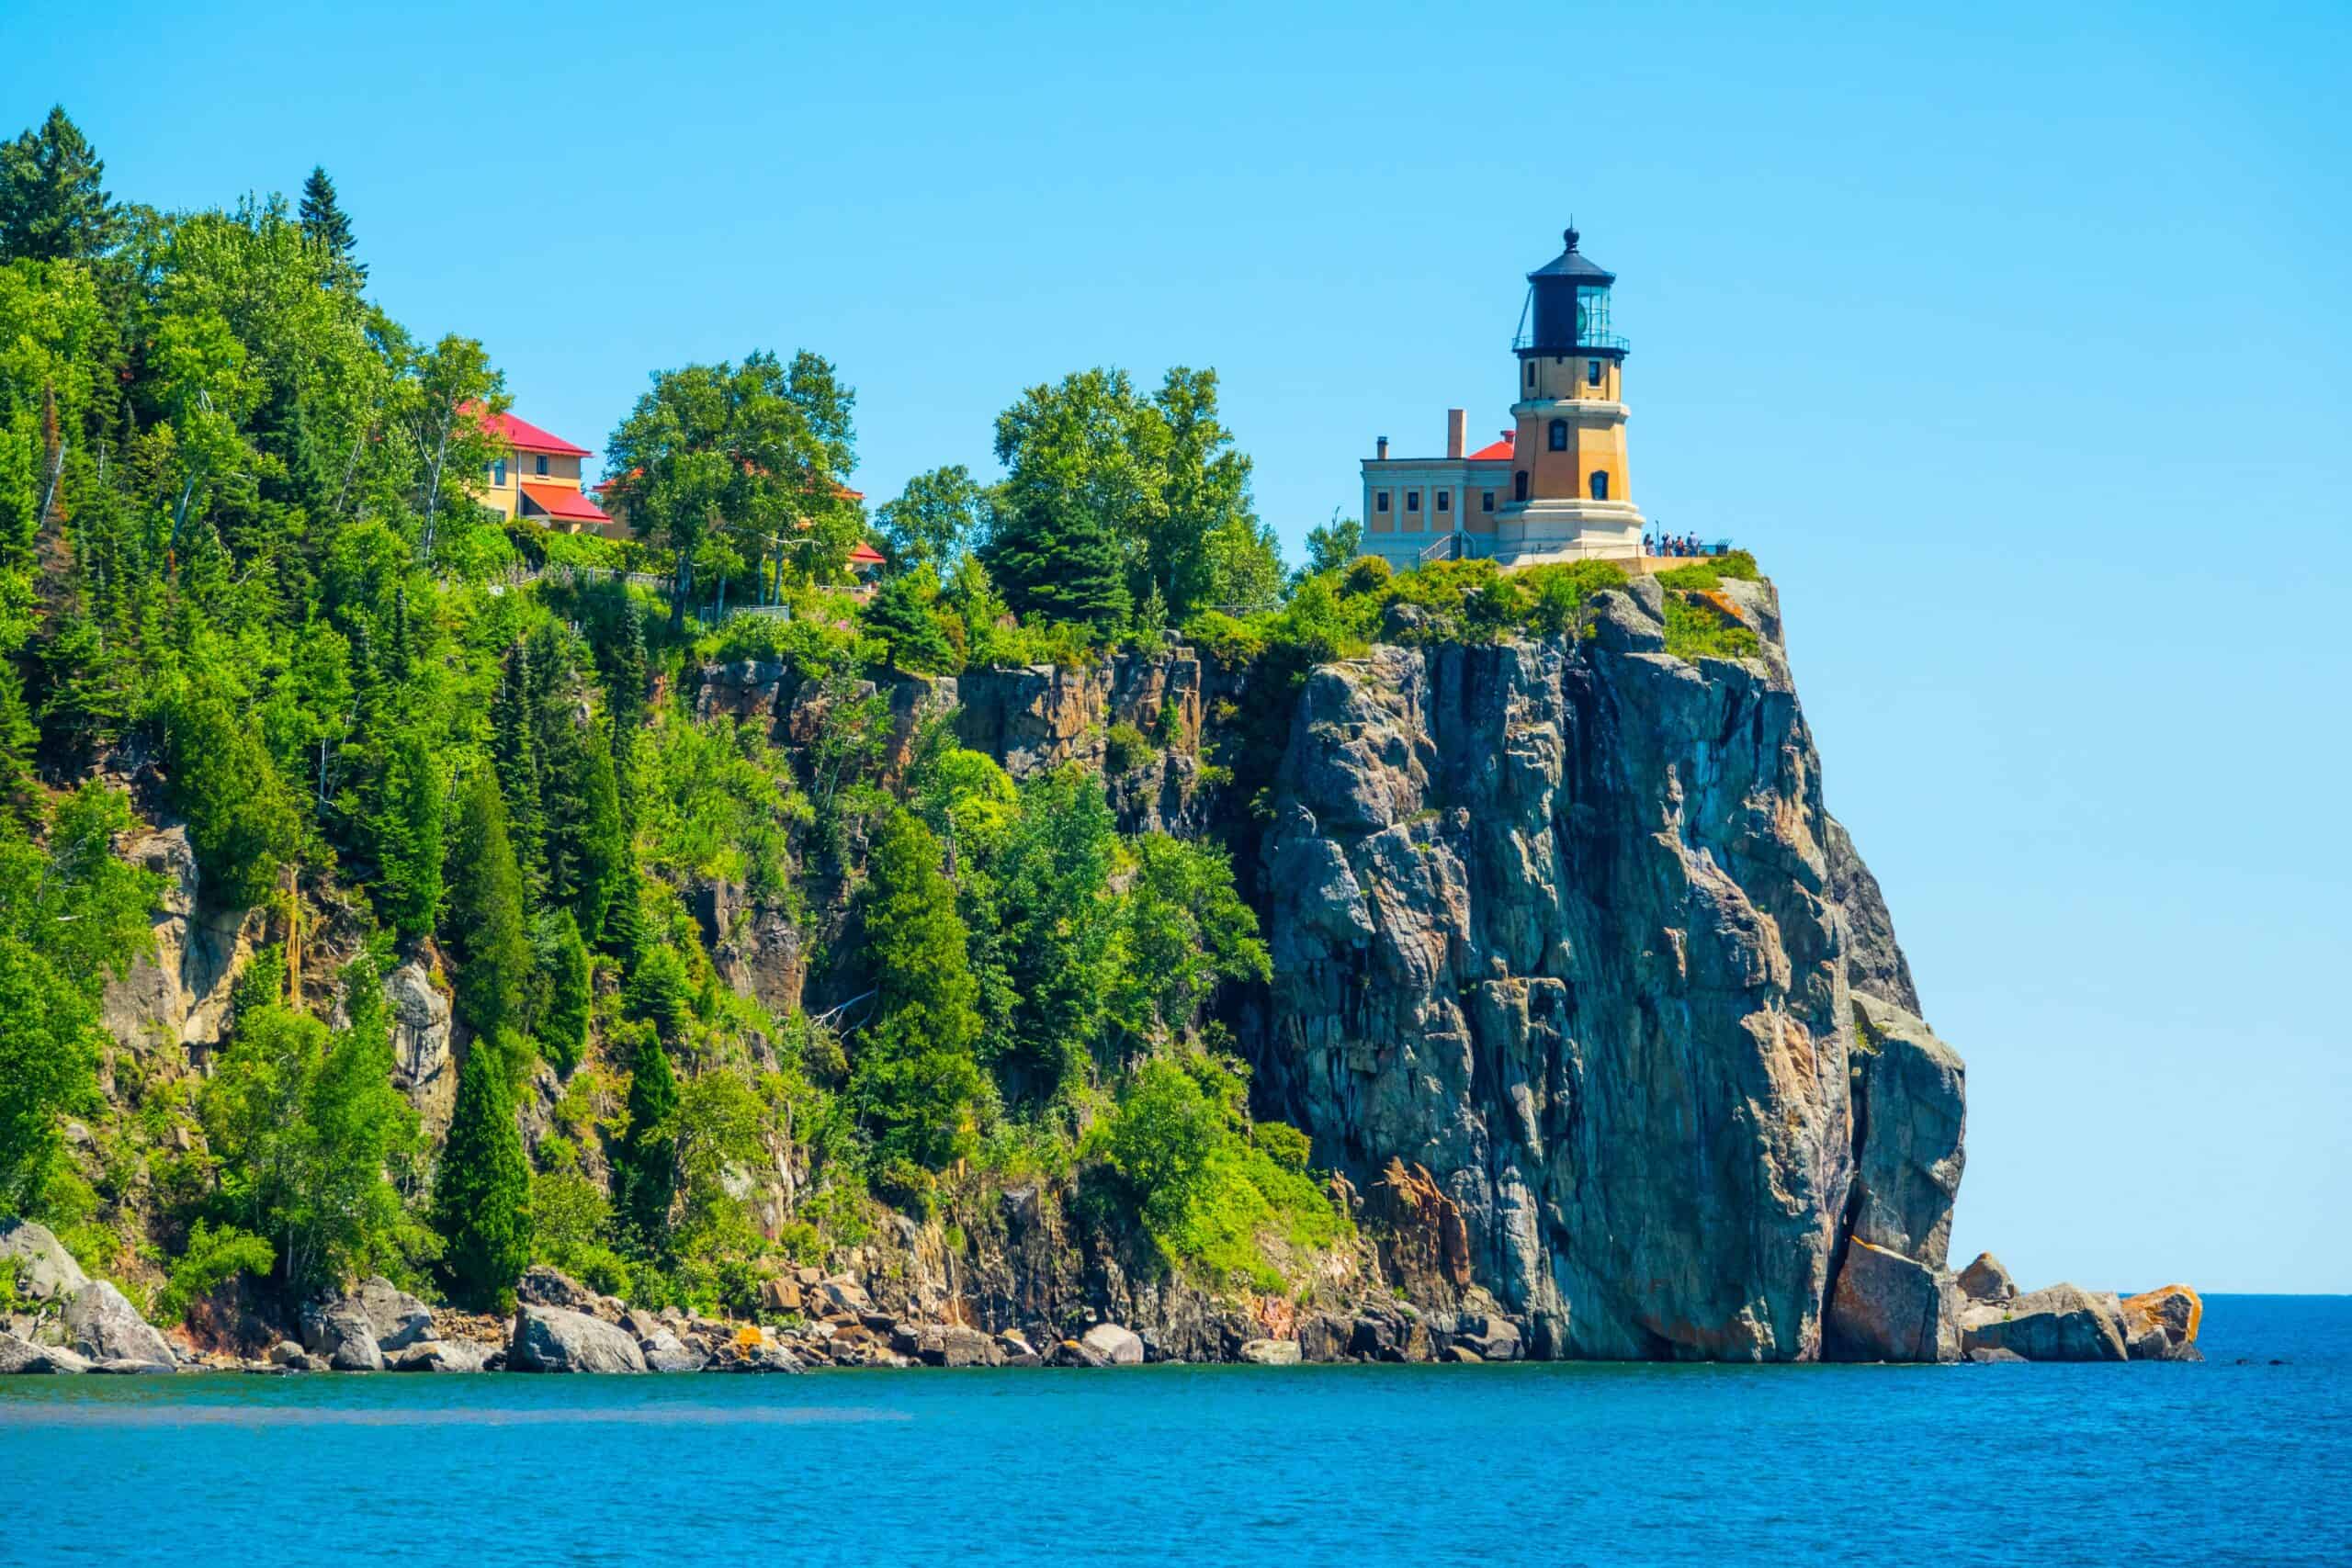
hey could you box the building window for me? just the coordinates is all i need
[1525,361,1536,389]
[1481,490,1495,513]
[1405,491,1420,513]
[490,457,506,486]
[1548,418,1568,451]
[1514,470,1529,502]
[1435,490,1451,513]
[1588,359,1602,387]
[535,454,549,477]
[1589,470,1610,501]
[1375,491,1390,513]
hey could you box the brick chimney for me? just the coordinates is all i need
[1446,409,1466,459]
[1375,436,1389,460]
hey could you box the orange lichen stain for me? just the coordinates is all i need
[735,1325,765,1350]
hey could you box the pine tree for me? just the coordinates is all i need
[489,640,543,891]
[852,808,987,1171]
[615,1024,677,1240]
[0,107,118,264]
[371,728,443,940]
[297,164,365,281]
[429,1033,531,1311]
[443,772,533,1068]
[535,909,591,1077]
[978,490,1131,629]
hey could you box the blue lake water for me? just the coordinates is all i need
[4,1294,2346,1566]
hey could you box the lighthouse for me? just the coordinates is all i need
[1359,223,1648,569]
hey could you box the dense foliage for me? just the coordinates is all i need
[0,107,1761,1323]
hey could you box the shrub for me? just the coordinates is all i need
[154,1221,273,1325]
[1661,593,1762,661]
[1084,1055,1349,1291]
[1103,720,1154,774]
[1340,555,1393,597]
[1654,563,1722,592]
[1714,548,1760,581]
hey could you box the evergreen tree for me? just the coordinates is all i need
[371,728,444,940]
[0,107,118,264]
[852,808,987,1171]
[428,1032,531,1310]
[164,686,305,908]
[443,772,532,1068]
[862,567,958,674]
[978,489,1131,629]
[534,909,592,1077]
[489,640,543,890]
[296,164,364,280]
[614,1024,678,1239]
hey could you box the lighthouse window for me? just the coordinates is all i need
[1436,490,1451,513]
[1589,470,1610,501]
[1525,361,1535,389]
[1375,491,1390,513]
[1588,359,1602,387]
[1405,491,1420,513]
[1514,470,1529,502]
[1548,419,1568,451]
[1481,491,1495,513]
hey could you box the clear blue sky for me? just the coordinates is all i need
[8,1,2347,1292]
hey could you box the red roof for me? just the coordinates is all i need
[1466,431,1516,461]
[848,543,887,565]
[519,482,612,524]
[479,410,591,457]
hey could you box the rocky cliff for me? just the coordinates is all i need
[50,578,2196,1371]
[1251,577,1963,1360]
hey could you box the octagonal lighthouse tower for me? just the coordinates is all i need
[1357,225,1648,570]
[1500,224,1645,558]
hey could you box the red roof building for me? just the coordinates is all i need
[469,406,619,536]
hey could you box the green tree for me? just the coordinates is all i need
[199,990,421,1291]
[296,164,364,282]
[853,808,987,1170]
[534,909,592,1077]
[615,1023,679,1239]
[0,785,159,1214]
[370,727,445,941]
[978,487,1130,629]
[489,637,543,886]
[430,1032,532,1310]
[861,565,959,674]
[165,684,305,908]
[877,464,990,573]
[1300,511,1365,578]
[604,350,859,629]
[984,766,1120,1098]
[0,107,118,264]
[443,771,532,1064]
[1116,833,1272,1040]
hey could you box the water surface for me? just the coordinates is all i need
[4,1294,2344,1565]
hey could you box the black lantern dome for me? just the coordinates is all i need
[1519,225,1628,357]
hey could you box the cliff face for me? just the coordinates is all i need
[1253,579,1963,1360]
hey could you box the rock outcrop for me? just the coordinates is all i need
[1826,1238,1959,1363]
[1959,1283,2129,1362]
[1956,1252,2017,1304]
[98,823,265,1060]
[2120,1284,2204,1361]
[1258,585,1884,1360]
[508,1304,649,1373]
[64,1280,177,1368]
[0,1218,88,1303]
